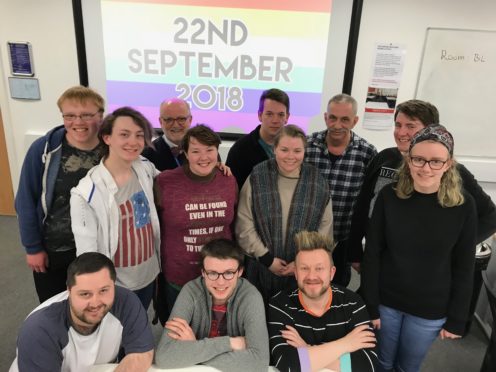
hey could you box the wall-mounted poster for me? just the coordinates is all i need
[7,41,35,76]
[8,77,41,100]
[362,43,406,130]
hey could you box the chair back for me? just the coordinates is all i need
[481,270,496,372]
[482,270,496,322]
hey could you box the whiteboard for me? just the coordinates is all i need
[415,28,496,160]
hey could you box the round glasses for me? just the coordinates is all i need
[409,156,448,170]
[203,268,239,281]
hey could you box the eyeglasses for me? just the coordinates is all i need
[203,267,239,281]
[161,116,190,125]
[409,156,448,170]
[62,112,101,122]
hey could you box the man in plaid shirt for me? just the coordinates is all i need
[306,94,377,286]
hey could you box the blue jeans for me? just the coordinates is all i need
[133,280,155,311]
[156,278,182,325]
[164,281,181,315]
[377,305,446,372]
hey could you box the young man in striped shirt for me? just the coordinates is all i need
[268,231,377,372]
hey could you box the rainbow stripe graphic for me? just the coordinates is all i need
[102,0,332,132]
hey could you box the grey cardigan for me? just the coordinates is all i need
[155,276,269,371]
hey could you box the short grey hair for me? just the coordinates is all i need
[327,93,357,115]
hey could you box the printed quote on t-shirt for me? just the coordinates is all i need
[183,200,230,252]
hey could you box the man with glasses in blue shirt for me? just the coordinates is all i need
[142,98,192,170]
[155,238,269,372]
[15,86,105,303]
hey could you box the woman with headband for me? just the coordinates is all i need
[361,125,477,372]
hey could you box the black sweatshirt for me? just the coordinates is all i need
[361,184,477,335]
[348,147,496,262]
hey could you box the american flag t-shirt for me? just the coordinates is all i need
[114,190,154,268]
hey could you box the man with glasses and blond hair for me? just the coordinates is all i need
[15,85,105,303]
[268,231,377,372]
[142,97,192,170]
[155,238,269,371]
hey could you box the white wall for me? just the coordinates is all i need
[0,0,80,193]
[350,0,496,199]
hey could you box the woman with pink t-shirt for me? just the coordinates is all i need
[156,124,237,324]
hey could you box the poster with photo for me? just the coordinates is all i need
[363,43,406,130]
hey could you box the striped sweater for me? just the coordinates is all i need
[268,286,377,372]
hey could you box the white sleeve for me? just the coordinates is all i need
[70,188,99,256]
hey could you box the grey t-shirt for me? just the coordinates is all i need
[113,171,160,290]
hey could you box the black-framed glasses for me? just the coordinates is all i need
[62,112,101,122]
[409,156,448,170]
[203,267,239,281]
[161,116,190,125]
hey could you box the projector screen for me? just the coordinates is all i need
[82,0,352,135]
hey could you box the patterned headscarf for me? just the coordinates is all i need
[409,124,454,155]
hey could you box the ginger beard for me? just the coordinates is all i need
[295,249,335,301]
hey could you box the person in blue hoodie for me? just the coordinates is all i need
[15,85,105,302]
